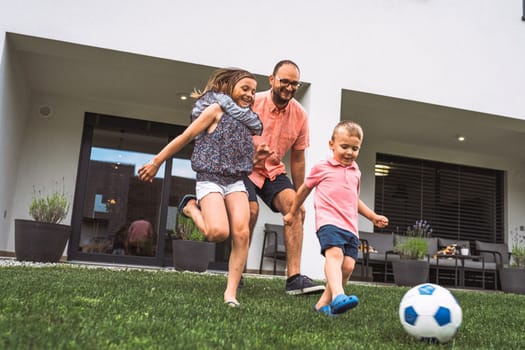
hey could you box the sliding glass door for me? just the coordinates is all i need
[68,113,194,266]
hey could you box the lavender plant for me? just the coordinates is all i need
[29,180,70,224]
[394,220,433,259]
[405,219,433,238]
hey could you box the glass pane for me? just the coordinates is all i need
[165,158,195,230]
[163,156,228,270]
[78,129,166,257]
[161,158,196,263]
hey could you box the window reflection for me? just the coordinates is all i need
[79,146,161,257]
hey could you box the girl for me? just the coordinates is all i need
[139,68,262,307]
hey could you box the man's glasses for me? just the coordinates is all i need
[276,76,302,89]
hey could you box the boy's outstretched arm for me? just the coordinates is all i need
[358,199,389,228]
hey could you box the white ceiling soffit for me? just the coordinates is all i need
[7,32,525,163]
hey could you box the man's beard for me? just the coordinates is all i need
[272,87,293,107]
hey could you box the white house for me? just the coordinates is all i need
[1,1,524,280]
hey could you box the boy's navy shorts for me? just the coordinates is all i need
[317,224,359,260]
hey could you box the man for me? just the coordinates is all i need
[245,60,325,295]
[126,219,155,256]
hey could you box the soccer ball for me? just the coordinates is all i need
[399,283,462,343]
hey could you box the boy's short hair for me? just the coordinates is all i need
[332,120,363,140]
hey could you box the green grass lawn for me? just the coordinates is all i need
[0,264,524,349]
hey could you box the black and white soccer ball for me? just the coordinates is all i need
[399,283,462,343]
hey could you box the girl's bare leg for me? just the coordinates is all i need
[223,192,250,304]
[184,193,230,242]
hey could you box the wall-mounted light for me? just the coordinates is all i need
[375,164,391,176]
[38,104,53,119]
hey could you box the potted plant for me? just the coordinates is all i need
[15,180,71,263]
[391,220,432,286]
[498,227,525,294]
[171,214,215,272]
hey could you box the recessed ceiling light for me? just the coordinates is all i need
[176,92,189,101]
[457,136,465,142]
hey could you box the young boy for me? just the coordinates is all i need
[284,120,389,316]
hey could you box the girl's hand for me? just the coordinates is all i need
[138,162,159,183]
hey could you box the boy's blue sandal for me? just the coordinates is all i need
[313,304,337,317]
[330,294,359,314]
[178,194,196,218]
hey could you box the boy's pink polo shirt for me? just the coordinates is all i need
[249,90,309,188]
[305,157,361,237]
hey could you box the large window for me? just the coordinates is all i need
[374,153,504,243]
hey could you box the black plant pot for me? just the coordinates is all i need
[172,240,215,272]
[14,219,70,263]
[498,267,525,294]
[392,259,429,287]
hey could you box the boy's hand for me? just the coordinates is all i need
[283,212,294,226]
[373,215,389,228]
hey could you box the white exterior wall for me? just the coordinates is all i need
[0,34,32,249]
[1,0,524,279]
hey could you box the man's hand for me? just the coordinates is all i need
[254,143,274,168]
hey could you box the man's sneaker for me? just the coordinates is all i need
[285,274,325,295]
